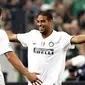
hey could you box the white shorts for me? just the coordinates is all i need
[0,65,5,85]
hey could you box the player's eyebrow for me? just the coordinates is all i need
[36,20,46,22]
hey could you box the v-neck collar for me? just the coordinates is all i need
[40,30,54,40]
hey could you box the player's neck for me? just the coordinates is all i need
[42,29,53,39]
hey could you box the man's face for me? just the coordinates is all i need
[36,15,52,34]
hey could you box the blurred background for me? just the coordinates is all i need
[0,0,85,85]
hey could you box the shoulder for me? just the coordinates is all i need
[54,30,70,36]
[58,31,69,35]
[18,29,39,36]
[29,29,39,34]
[17,29,39,40]
[25,29,39,35]
[53,31,73,43]
[0,29,6,34]
[0,29,8,41]
[25,29,40,37]
[0,29,7,37]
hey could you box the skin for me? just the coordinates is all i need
[0,10,42,85]
[36,15,53,38]
[4,51,42,85]
[7,14,85,44]
[6,14,85,84]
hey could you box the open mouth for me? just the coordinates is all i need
[39,27,45,32]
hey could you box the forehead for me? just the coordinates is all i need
[37,15,47,20]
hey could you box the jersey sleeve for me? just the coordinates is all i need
[17,30,35,47]
[0,30,13,55]
[61,32,75,50]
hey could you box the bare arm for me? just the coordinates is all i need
[6,31,19,42]
[65,60,72,68]
[4,51,42,85]
[71,35,85,44]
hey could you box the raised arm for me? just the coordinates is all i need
[6,31,19,42]
[4,51,42,85]
[71,35,85,44]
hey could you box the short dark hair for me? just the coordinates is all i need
[37,11,53,20]
[0,8,2,16]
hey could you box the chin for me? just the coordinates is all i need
[39,29,44,33]
[40,31,44,33]
[40,31,46,35]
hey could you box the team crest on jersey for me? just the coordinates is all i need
[49,41,54,47]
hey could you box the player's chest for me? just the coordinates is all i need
[30,39,62,49]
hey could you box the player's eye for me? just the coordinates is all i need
[41,20,45,23]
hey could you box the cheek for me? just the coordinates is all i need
[45,23,50,27]
[43,24,47,28]
[43,22,48,26]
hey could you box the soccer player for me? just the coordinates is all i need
[7,11,85,85]
[0,8,42,85]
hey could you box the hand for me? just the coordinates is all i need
[27,72,43,85]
